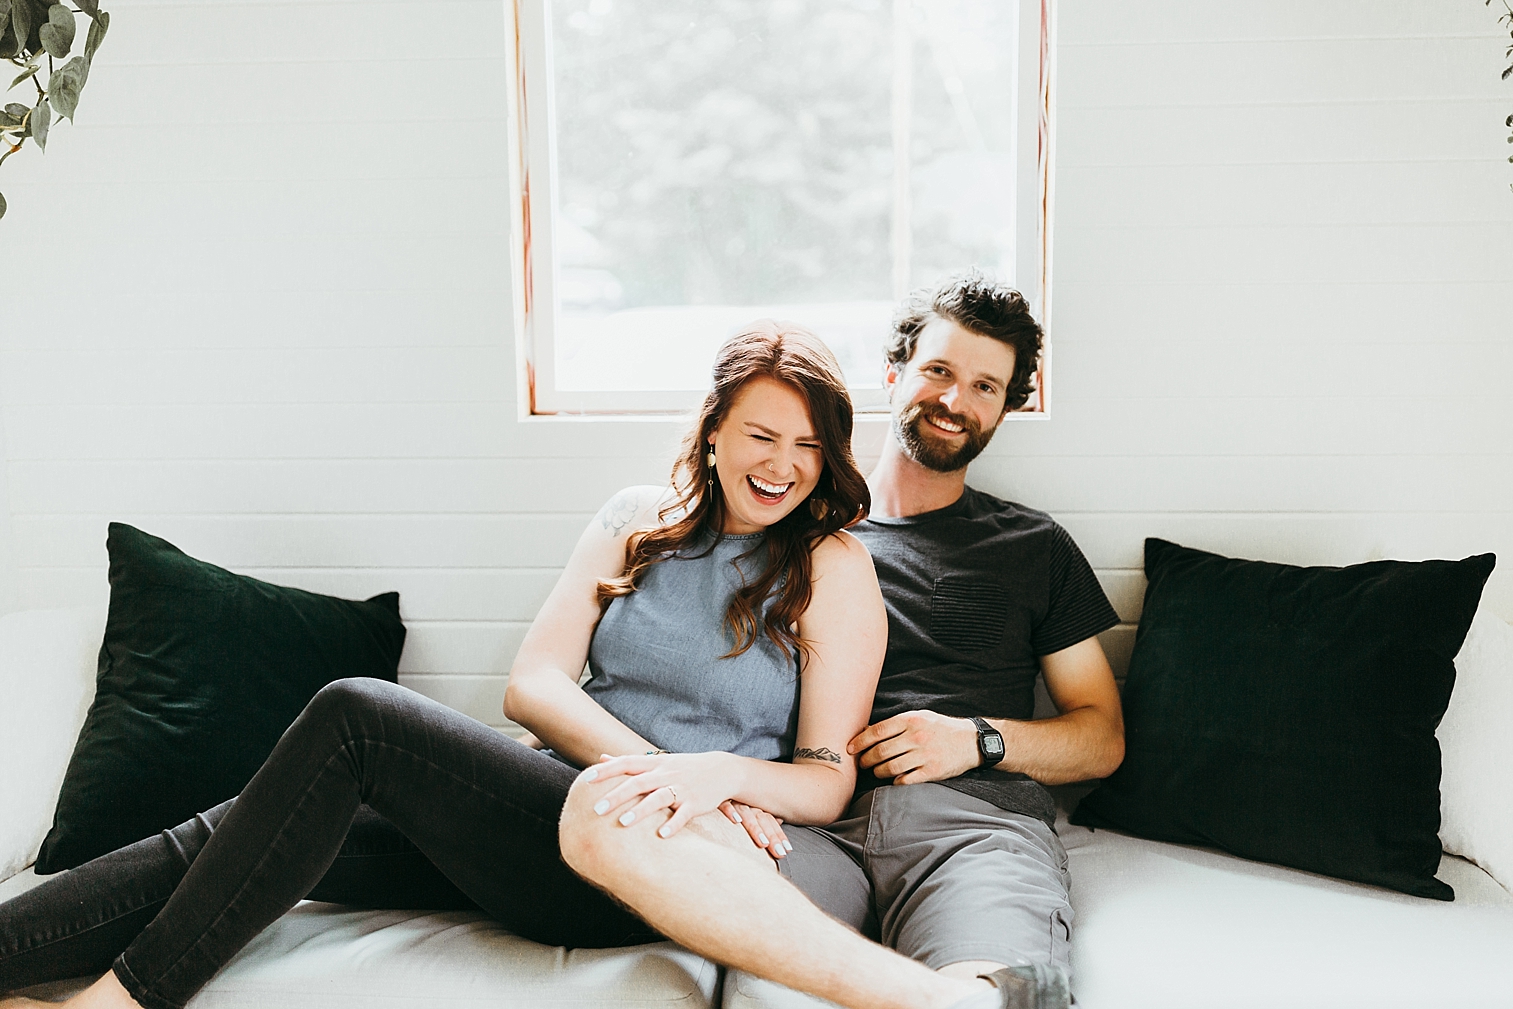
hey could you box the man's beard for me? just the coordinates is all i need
[893,401,998,473]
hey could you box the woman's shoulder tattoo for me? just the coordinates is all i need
[598,490,641,536]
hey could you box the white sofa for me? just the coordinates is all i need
[4,608,1512,1009]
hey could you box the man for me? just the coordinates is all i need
[560,271,1125,1009]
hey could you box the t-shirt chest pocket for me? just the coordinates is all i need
[929,577,1010,655]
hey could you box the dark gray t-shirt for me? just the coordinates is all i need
[849,486,1119,825]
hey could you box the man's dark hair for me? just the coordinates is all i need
[886,269,1043,411]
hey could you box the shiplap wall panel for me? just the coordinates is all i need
[1059,164,1513,226]
[7,459,674,514]
[1,0,1510,735]
[22,567,561,621]
[1059,103,1508,167]
[0,415,15,612]
[2,405,689,460]
[1063,2,1489,44]
[13,515,598,570]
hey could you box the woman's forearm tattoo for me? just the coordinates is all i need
[793,746,843,764]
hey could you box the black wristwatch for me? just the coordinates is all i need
[970,717,1005,767]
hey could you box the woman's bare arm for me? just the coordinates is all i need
[587,531,887,830]
[503,485,672,766]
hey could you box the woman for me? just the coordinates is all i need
[0,322,887,1009]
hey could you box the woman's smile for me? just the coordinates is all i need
[746,474,794,503]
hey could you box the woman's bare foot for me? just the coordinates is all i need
[32,972,142,1009]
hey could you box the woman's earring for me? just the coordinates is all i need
[809,496,829,520]
[706,447,716,488]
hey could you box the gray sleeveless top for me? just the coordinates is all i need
[584,531,801,760]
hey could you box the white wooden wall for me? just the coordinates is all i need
[0,0,1509,729]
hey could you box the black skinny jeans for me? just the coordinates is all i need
[0,678,658,1008]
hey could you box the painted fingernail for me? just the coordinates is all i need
[783,841,794,852]
[593,799,610,815]
[619,811,636,826]
[659,824,673,838]
[581,767,598,782]
[731,810,743,823]
[758,833,769,845]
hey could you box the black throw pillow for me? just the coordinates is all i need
[35,523,407,873]
[1072,538,1494,900]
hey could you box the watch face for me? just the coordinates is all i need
[983,735,1004,758]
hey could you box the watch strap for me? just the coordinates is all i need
[970,716,1004,767]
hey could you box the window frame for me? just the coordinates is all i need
[504,0,1057,418]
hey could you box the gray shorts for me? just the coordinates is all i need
[778,783,1072,971]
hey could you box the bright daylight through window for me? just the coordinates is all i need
[509,0,1052,414]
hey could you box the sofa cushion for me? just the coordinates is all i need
[1439,606,1513,891]
[1061,820,1513,1009]
[198,904,716,1009]
[1072,538,1494,899]
[36,524,407,873]
[723,817,1513,1009]
[0,610,99,883]
[0,867,718,1009]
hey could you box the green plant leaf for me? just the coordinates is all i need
[75,0,99,17]
[47,54,85,118]
[4,101,26,117]
[19,0,50,56]
[37,0,71,58]
[0,16,17,62]
[83,7,105,58]
[30,94,48,149]
[0,190,7,221]
[9,61,38,90]
[9,0,33,55]
[0,107,18,127]
[0,1,12,44]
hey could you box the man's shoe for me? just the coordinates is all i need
[977,963,1071,1009]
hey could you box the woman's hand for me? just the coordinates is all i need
[581,751,746,840]
[720,800,791,860]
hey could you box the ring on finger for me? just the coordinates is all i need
[665,785,678,803]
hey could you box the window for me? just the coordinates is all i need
[507,0,1054,415]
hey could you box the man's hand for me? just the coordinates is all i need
[847,710,982,785]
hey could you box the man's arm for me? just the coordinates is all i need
[848,635,1125,786]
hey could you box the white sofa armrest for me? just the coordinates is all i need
[0,609,102,883]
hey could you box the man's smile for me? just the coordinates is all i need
[924,414,966,436]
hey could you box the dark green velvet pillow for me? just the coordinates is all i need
[35,523,406,873]
[1072,538,1494,900]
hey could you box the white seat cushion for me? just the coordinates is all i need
[1063,820,1513,1009]
[725,817,1513,1009]
[1,870,717,1009]
[186,903,718,1008]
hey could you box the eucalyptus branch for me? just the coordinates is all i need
[0,0,111,220]
[1485,0,1513,192]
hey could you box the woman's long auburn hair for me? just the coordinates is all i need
[596,321,870,660]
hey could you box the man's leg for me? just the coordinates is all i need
[559,773,994,1009]
[863,786,1072,976]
